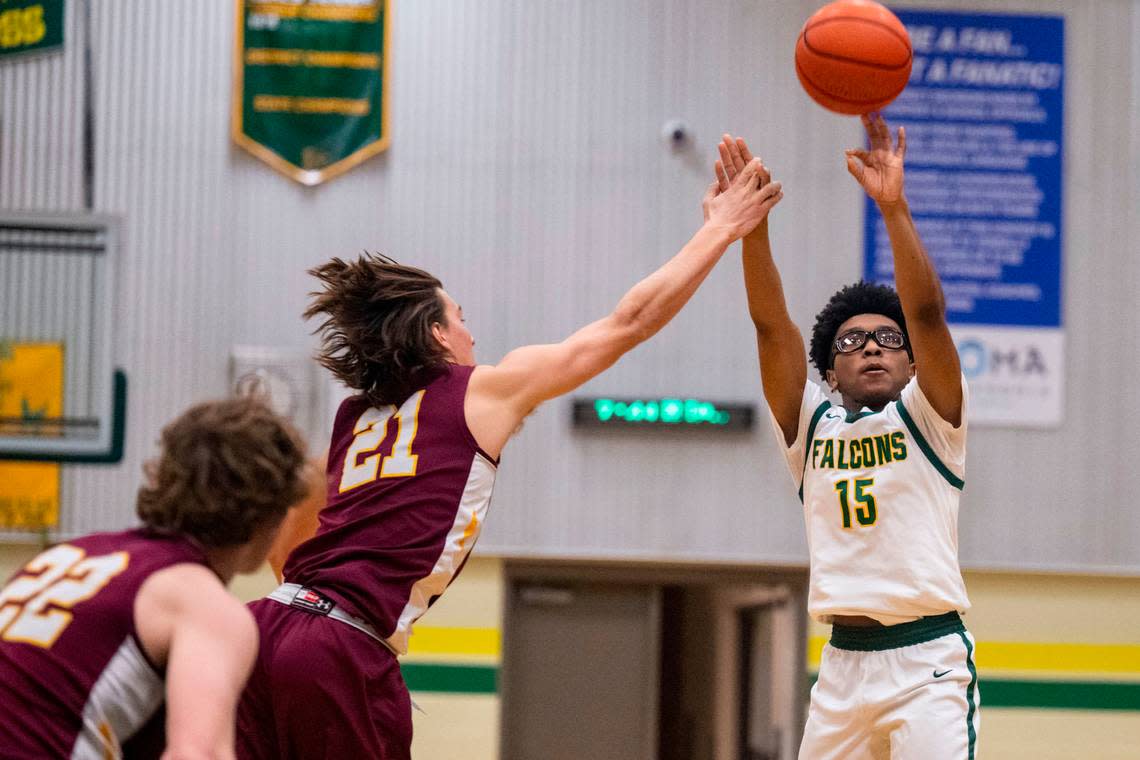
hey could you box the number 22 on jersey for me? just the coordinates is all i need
[339,390,425,493]
[0,544,128,648]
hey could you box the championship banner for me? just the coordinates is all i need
[0,0,64,59]
[233,0,391,186]
[0,342,63,530]
[866,10,1065,427]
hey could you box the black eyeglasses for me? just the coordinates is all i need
[833,327,907,357]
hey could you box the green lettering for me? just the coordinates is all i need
[848,438,862,469]
[837,439,848,470]
[891,431,908,460]
[854,478,877,525]
[820,439,835,469]
[812,439,823,469]
[835,480,852,528]
[861,438,876,468]
[835,478,878,528]
[875,434,893,465]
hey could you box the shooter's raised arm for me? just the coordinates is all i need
[845,113,962,425]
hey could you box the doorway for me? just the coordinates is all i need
[500,561,808,760]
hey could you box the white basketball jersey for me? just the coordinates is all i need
[771,376,971,625]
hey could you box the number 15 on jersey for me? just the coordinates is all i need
[835,478,877,528]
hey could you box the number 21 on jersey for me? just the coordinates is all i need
[340,390,425,493]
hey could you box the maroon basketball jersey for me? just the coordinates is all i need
[284,364,498,653]
[0,529,207,758]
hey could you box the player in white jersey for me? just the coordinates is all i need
[710,113,978,759]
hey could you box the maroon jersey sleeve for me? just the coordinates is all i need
[283,364,498,654]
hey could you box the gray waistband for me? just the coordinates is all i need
[268,583,398,656]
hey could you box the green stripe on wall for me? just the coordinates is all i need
[983,679,1140,711]
[807,674,1140,711]
[402,663,498,694]
[405,663,1140,710]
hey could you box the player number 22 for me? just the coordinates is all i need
[0,544,129,648]
[339,390,426,492]
[834,478,877,528]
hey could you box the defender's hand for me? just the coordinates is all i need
[716,135,774,242]
[701,179,720,223]
[705,158,783,241]
[846,112,906,207]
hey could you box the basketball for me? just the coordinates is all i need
[794,0,913,115]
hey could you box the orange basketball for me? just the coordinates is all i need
[795,0,912,115]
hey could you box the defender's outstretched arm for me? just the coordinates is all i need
[468,157,784,458]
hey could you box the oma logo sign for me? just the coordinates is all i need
[957,339,1048,379]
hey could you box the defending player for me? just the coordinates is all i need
[717,113,978,759]
[235,155,784,759]
[0,396,309,759]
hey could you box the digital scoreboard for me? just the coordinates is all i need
[572,398,754,431]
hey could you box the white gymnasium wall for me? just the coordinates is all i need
[1,0,1138,572]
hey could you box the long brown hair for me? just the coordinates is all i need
[136,397,308,547]
[305,253,449,406]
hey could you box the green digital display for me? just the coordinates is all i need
[572,398,754,430]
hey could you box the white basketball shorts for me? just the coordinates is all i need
[799,612,980,760]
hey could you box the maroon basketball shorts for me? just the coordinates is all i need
[236,597,412,759]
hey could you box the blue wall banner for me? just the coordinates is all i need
[866,10,1064,427]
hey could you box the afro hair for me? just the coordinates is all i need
[809,281,912,378]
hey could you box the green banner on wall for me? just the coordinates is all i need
[0,0,64,59]
[232,1,390,186]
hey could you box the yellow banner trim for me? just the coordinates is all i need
[245,48,381,69]
[247,2,378,23]
[252,95,369,116]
